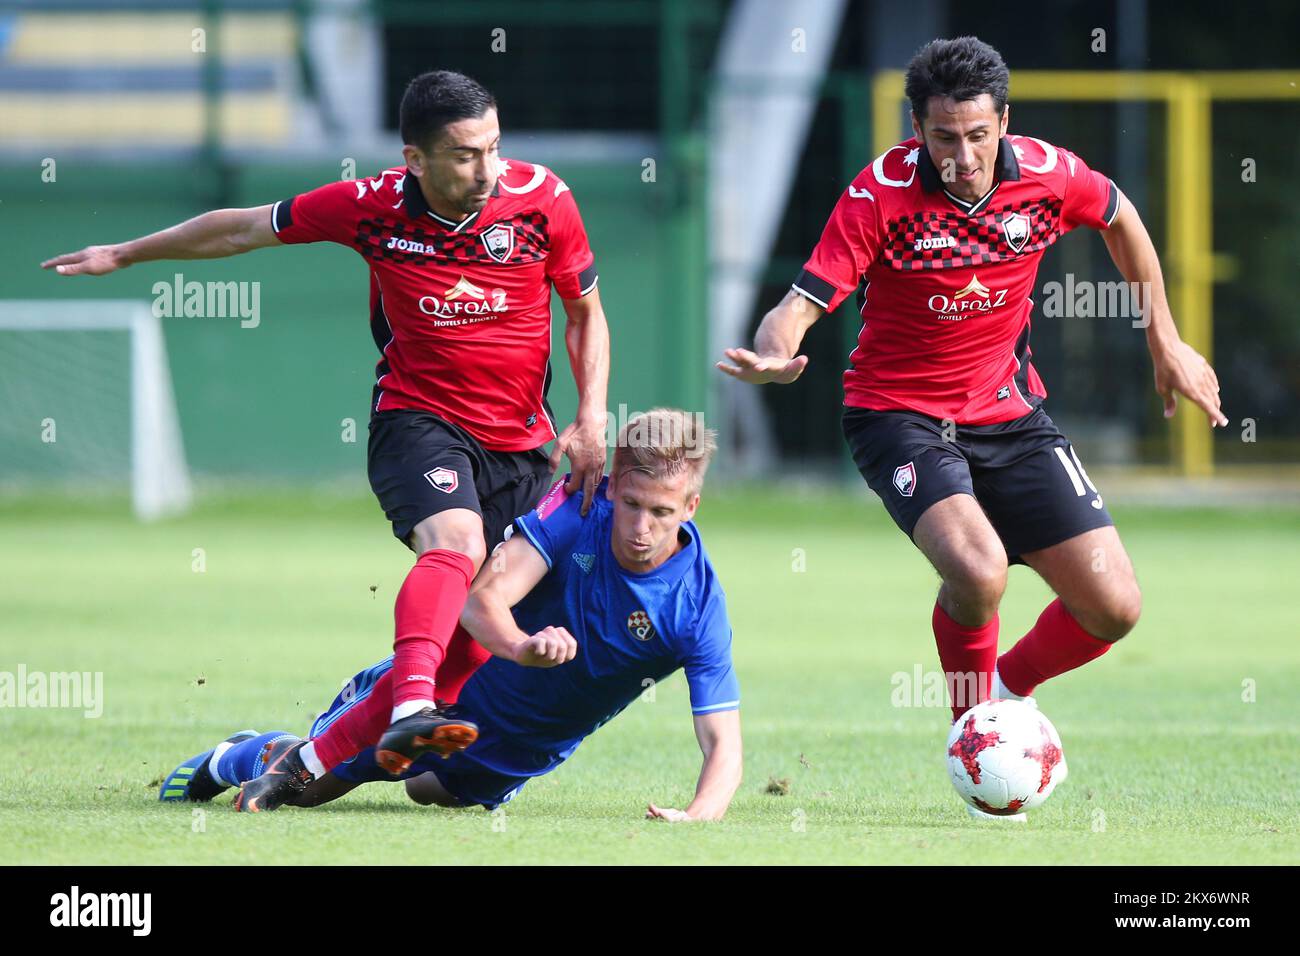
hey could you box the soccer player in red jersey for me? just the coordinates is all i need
[42,71,611,781]
[720,37,1226,772]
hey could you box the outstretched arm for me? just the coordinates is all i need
[41,204,281,277]
[716,289,824,385]
[646,708,742,822]
[549,288,610,515]
[1102,194,1227,427]
[460,535,577,667]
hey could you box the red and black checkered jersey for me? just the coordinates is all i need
[795,135,1119,425]
[272,159,598,451]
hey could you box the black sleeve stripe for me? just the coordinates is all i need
[1103,179,1120,226]
[792,269,835,309]
[577,262,599,295]
[272,196,295,234]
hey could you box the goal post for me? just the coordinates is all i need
[0,300,192,520]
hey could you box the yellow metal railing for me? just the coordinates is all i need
[871,70,1300,476]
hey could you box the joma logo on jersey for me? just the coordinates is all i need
[386,236,432,254]
[913,234,956,252]
[928,273,1007,321]
[418,275,508,319]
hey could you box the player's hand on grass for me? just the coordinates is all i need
[513,626,577,667]
[1153,339,1228,427]
[645,803,693,822]
[41,245,127,277]
[550,414,607,516]
[716,347,809,385]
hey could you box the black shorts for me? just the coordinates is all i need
[368,410,554,551]
[841,403,1113,562]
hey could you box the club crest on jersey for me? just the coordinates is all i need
[627,610,657,642]
[424,467,459,494]
[1002,213,1031,253]
[481,223,515,263]
[892,461,917,497]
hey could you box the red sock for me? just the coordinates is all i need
[996,598,1112,697]
[391,549,476,710]
[932,601,999,722]
[309,629,489,772]
[436,624,492,705]
[310,670,394,770]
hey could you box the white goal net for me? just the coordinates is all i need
[0,300,192,519]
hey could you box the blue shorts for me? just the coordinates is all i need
[309,658,561,811]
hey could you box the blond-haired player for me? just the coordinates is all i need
[162,410,742,821]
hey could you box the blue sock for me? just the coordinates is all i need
[215,731,296,786]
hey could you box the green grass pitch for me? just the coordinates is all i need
[1,489,1296,864]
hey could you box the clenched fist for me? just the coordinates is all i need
[513,626,577,667]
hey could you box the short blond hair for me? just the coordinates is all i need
[610,408,716,498]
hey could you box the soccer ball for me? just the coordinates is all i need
[946,699,1067,816]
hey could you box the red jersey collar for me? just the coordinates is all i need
[401,170,501,230]
[916,135,1021,194]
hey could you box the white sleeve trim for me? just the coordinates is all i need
[790,283,830,310]
[691,700,740,714]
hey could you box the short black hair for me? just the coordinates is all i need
[399,70,497,150]
[904,37,1009,121]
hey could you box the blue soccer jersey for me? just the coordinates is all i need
[456,476,740,760]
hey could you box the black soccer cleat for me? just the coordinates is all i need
[374,708,479,777]
[233,736,312,813]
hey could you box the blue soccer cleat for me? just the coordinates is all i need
[158,729,259,802]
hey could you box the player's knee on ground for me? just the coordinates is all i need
[404,771,462,807]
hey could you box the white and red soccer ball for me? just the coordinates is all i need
[945,699,1067,816]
